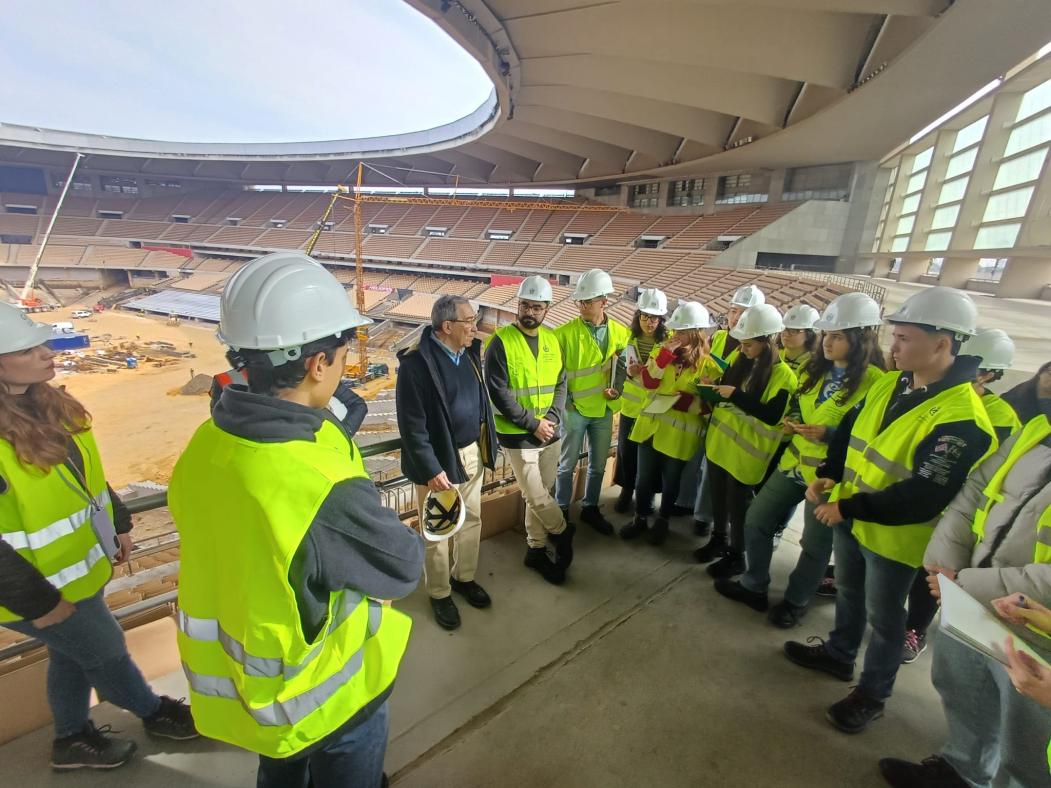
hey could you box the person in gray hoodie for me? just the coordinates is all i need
[878,379,1051,788]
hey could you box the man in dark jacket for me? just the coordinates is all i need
[396,295,498,630]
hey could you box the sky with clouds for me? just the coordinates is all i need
[1,0,493,143]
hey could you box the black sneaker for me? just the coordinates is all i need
[142,696,198,740]
[548,523,576,570]
[430,596,461,630]
[580,505,614,536]
[706,552,745,579]
[619,515,648,540]
[826,686,885,733]
[713,579,769,612]
[693,520,711,537]
[901,629,927,664]
[613,488,633,514]
[524,546,566,585]
[768,600,807,629]
[450,578,492,609]
[51,722,137,771]
[815,575,837,598]
[693,531,727,563]
[878,755,968,787]
[646,517,670,545]
[783,637,855,681]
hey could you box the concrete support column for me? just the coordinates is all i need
[937,258,980,289]
[996,258,1051,299]
[768,169,786,203]
[896,256,928,283]
[702,177,719,215]
[656,180,671,210]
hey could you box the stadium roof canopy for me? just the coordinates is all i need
[2,0,1050,188]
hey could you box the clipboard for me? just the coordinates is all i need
[643,393,679,415]
[937,575,1050,668]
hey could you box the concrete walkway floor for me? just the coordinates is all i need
[0,492,947,787]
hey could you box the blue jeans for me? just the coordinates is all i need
[933,630,1051,788]
[634,440,688,519]
[4,591,161,737]
[740,471,807,594]
[676,448,713,523]
[257,702,389,788]
[555,408,614,508]
[823,522,918,700]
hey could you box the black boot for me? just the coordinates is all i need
[619,515,648,540]
[613,487,634,514]
[646,517,670,546]
[693,530,727,563]
[548,524,576,570]
[693,520,711,537]
[713,578,769,612]
[524,546,565,585]
[706,551,745,579]
[580,505,614,536]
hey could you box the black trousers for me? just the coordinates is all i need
[706,459,754,555]
[613,415,639,492]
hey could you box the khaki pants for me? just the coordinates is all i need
[416,442,484,599]
[505,439,566,548]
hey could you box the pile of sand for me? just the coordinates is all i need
[179,373,214,396]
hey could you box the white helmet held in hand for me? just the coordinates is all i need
[813,292,883,331]
[884,286,977,337]
[421,487,466,542]
[572,268,615,300]
[218,252,371,365]
[636,287,668,316]
[731,284,766,308]
[730,304,784,340]
[964,328,1015,370]
[665,301,713,330]
[517,275,553,302]
[0,302,54,355]
[782,304,820,330]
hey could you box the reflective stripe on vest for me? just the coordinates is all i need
[628,354,721,461]
[705,362,798,484]
[170,419,412,758]
[971,415,1051,563]
[835,371,997,567]
[779,365,883,486]
[620,336,663,419]
[0,429,114,622]
[489,325,563,436]
[555,317,631,418]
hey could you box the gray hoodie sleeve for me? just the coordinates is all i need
[298,477,425,601]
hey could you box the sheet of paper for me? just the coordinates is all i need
[643,393,679,415]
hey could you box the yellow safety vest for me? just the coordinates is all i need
[982,392,1022,439]
[619,334,665,419]
[488,324,563,435]
[170,419,412,758]
[555,317,631,418]
[971,414,1051,564]
[780,365,884,486]
[706,361,799,484]
[630,353,723,461]
[835,371,997,567]
[0,429,114,622]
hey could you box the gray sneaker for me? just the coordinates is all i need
[51,722,137,771]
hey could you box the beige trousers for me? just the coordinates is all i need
[417,442,484,599]
[504,439,567,548]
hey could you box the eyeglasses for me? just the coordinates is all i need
[639,313,661,321]
[449,316,478,324]
[519,303,548,314]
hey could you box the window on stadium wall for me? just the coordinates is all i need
[668,178,705,207]
[715,172,769,205]
[783,164,852,201]
[100,176,139,195]
[0,165,47,195]
[755,251,836,272]
[629,183,659,208]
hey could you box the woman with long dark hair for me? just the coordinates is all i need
[713,293,887,626]
[613,288,669,514]
[696,304,798,576]
[0,303,196,771]
[778,304,821,375]
[621,302,720,545]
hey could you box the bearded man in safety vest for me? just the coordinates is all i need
[553,268,631,536]
[169,252,424,788]
[784,286,996,735]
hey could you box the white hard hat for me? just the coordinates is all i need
[218,252,371,364]
[731,284,766,308]
[665,301,714,330]
[964,328,1015,370]
[636,287,668,316]
[782,304,820,330]
[0,302,54,355]
[730,304,784,340]
[813,292,883,331]
[885,286,978,337]
[421,487,466,542]
[517,275,553,302]
[572,268,615,300]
